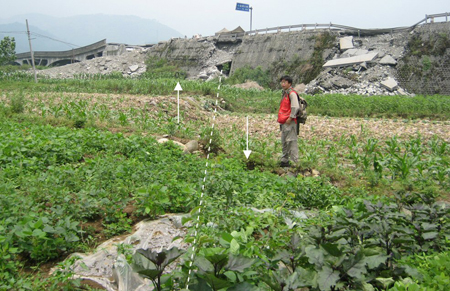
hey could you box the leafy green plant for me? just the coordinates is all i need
[118,111,128,126]
[191,248,256,291]
[390,251,450,291]
[0,229,19,290]
[200,125,222,154]
[9,91,26,114]
[0,36,16,65]
[253,198,450,290]
[103,209,132,238]
[132,247,185,291]
[389,152,418,180]
[12,214,79,262]
[134,184,171,219]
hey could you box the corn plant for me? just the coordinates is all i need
[118,112,128,126]
[390,152,418,180]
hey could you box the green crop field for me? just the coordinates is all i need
[0,71,449,291]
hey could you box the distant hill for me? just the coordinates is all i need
[0,14,183,53]
[0,22,70,53]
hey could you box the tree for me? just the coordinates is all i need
[0,36,16,65]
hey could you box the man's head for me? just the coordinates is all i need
[280,75,293,90]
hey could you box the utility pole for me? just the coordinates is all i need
[250,6,253,32]
[26,19,38,83]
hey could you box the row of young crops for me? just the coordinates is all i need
[0,73,449,290]
[2,71,450,119]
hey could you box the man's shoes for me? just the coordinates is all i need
[280,161,290,168]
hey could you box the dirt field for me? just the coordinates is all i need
[216,114,450,143]
[7,91,449,143]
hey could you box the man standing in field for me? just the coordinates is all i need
[278,75,300,167]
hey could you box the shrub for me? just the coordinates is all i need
[226,65,271,88]
[9,92,26,114]
[144,56,187,79]
[390,251,450,290]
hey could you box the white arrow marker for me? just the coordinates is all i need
[174,82,183,123]
[243,116,252,159]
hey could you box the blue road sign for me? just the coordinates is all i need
[236,3,250,12]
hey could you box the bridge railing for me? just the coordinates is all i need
[16,39,107,59]
[216,12,449,40]
[424,12,450,23]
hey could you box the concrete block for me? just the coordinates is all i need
[340,36,354,50]
[380,77,398,91]
[323,52,378,68]
[360,61,368,70]
[376,51,386,58]
[379,55,397,65]
[397,88,408,95]
[129,65,139,72]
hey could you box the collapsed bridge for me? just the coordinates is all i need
[15,39,107,67]
[14,39,151,67]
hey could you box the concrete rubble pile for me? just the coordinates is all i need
[306,34,412,96]
[37,50,148,79]
[147,36,236,81]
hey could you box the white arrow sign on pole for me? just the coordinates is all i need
[243,116,252,159]
[174,82,183,123]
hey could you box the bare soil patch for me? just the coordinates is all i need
[216,114,450,144]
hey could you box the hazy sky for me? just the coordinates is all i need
[1,0,449,37]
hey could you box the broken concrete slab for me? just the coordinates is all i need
[340,36,354,50]
[379,55,397,65]
[128,65,139,72]
[381,77,398,91]
[341,49,369,58]
[376,51,386,58]
[323,52,378,68]
[360,61,368,70]
[321,75,355,90]
[330,76,355,88]
[355,49,370,56]
[397,88,408,95]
